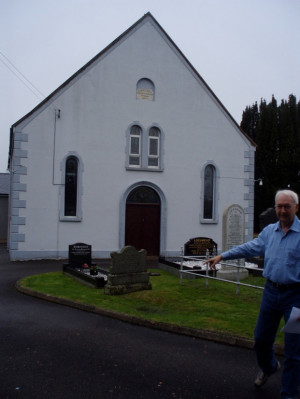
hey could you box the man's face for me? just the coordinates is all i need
[275,193,298,227]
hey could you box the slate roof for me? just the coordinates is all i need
[0,173,9,195]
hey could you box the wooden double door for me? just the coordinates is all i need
[125,187,161,256]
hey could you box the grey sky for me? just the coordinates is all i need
[1,0,299,172]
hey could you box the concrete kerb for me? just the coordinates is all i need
[15,279,284,357]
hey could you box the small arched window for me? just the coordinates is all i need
[65,156,78,216]
[148,127,160,168]
[129,125,142,167]
[126,124,164,171]
[136,78,155,101]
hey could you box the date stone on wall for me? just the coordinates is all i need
[217,204,249,281]
[104,246,152,295]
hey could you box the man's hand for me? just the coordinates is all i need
[203,254,222,270]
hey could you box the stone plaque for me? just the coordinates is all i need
[222,205,245,252]
[136,88,153,100]
[184,237,217,257]
[69,242,91,267]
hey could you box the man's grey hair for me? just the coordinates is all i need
[275,190,299,205]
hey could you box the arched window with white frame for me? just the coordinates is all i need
[129,125,142,167]
[65,156,78,216]
[200,162,219,223]
[59,152,83,221]
[148,127,160,168]
[204,164,214,219]
[126,124,164,171]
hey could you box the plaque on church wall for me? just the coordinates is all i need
[184,237,217,257]
[136,88,154,100]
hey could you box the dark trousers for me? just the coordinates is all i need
[254,280,300,398]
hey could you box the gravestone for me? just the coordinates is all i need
[184,237,217,257]
[62,243,107,288]
[68,242,92,267]
[259,207,278,231]
[222,205,245,251]
[217,204,249,281]
[104,246,152,295]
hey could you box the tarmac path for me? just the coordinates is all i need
[0,246,283,399]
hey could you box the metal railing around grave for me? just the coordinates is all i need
[179,250,264,294]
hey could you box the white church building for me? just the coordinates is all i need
[8,13,256,261]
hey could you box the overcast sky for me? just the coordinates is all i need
[1,0,299,173]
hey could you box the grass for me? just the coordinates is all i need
[18,269,285,345]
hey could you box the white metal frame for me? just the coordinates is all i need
[179,251,264,294]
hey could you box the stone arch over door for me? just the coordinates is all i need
[120,182,166,257]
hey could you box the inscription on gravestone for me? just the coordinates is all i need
[69,243,91,267]
[222,205,245,252]
[217,204,248,281]
[184,237,217,256]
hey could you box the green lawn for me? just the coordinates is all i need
[18,269,285,345]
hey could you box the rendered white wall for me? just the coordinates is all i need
[9,18,254,260]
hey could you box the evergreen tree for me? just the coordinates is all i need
[240,94,300,232]
[240,102,259,142]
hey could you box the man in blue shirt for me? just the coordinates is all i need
[206,190,300,399]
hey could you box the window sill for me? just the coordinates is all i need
[60,216,82,222]
[126,167,163,172]
[200,218,219,224]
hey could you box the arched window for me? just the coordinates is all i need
[65,156,78,216]
[136,78,155,101]
[148,127,160,168]
[59,152,83,221]
[203,165,214,219]
[200,163,218,223]
[127,186,160,204]
[129,125,142,167]
[126,124,164,171]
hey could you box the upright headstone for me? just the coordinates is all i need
[63,242,107,287]
[217,205,249,281]
[222,205,245,251]
[259,207,278,231]
[104,246,152,295]
[68,243,92,267]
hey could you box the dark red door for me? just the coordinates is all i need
[125,187,160,256]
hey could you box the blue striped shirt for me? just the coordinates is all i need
[222,217,300,284]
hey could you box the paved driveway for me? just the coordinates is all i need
[0,246,283,398]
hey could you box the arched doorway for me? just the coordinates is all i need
[125,186,161,256]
